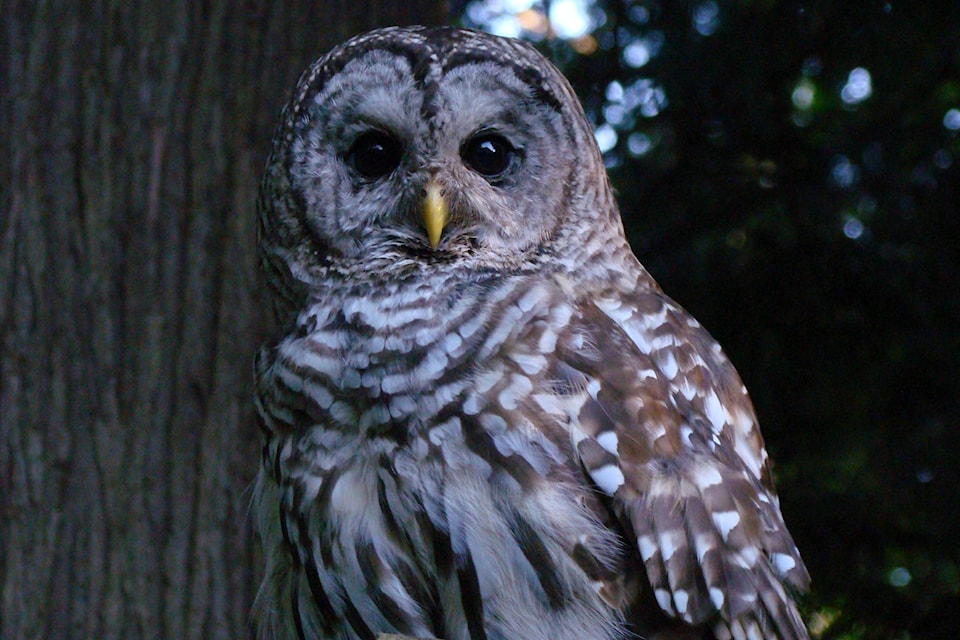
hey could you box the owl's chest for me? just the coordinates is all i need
[287,278,557,425]
[302,310,473,433]
[264,284,637,639]
[273,280,586,483]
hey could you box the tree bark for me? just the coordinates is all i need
[0,2,445,639]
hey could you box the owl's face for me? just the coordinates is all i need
[267,27,608,278]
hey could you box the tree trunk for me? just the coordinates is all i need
[0,2,445,638]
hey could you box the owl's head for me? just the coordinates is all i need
[258,26,620,318]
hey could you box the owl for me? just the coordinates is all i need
[253,26,809,640]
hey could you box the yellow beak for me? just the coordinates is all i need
[421,180,448,249]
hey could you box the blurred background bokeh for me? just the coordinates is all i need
[454,1,960,637]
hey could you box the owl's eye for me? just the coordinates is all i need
[462,134,516,180]
[348,131,402,179]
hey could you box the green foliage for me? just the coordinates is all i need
[460,1,960,637]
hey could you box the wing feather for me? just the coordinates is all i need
[544,286,810,637]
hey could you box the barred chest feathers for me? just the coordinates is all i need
[255,273,638,640]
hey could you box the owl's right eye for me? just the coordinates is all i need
[347,131,402,179]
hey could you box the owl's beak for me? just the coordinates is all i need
[421,180,448,249]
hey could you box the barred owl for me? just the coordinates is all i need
[254,26,809,640]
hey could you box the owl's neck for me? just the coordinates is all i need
[292,224,648,345]
[305,262,510,335]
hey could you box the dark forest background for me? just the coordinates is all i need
[2,1,957,639]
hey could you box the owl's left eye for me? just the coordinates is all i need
[462,134,516,180]
[347,131,402,180]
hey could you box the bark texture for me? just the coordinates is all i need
[0,2,445,639]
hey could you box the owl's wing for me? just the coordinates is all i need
[544,285,810,639]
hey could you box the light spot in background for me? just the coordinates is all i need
[623,39,651,67]
[604,104,627,126]
[606,80,624,102]
[550,0,592,39]
[809,608,841,636]
[623,33,664,68]
[569,35,598,54]
[842,215,864,240]
[792,78,816,110]
[627,132,652,156]
[465,0,537,38]
[516,8,549,35]
[595,124,618,153]
[830,155,860,188]
[692,1,721,36]
[485,14,523,38]
[505,0,537,10]
[465,0,602,46]
[629,79,668,117]
[943,108,960,131]
[841,67,872,106]
[602,76,668,130]
[888,566,911,587]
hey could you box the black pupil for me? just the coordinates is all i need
[463,135,514,178]
[349,132,400,179]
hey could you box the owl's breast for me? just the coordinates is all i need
[261,273,584,445]
[255,272,659,639]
